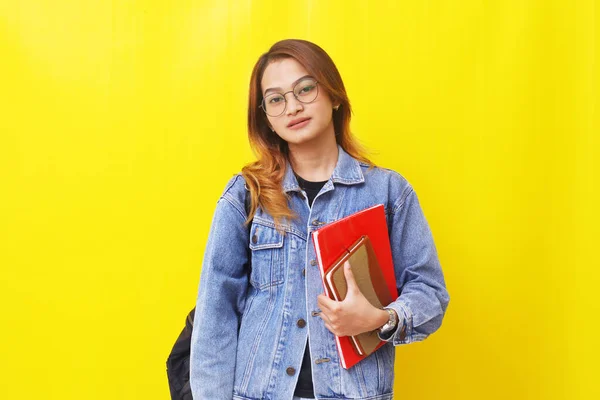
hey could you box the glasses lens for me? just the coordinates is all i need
[264,93,286,116]
[294,79,318,103]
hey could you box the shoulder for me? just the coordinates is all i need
[359,162,409,183]
[359,162,414,208]
[221,173,247,197]
[218,173,249,218]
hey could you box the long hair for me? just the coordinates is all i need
[242,39,373,228]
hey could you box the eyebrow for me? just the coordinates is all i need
[263,75,313,96]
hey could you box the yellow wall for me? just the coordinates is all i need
[1,1,598,399]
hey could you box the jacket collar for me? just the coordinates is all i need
[282,144,365,193]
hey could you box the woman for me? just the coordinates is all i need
[190,39,450,400]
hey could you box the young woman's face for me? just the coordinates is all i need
[260,58,337,146]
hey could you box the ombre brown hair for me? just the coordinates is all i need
[242,39,373,228]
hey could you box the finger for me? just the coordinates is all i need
[324,322,335,335]
[317,294,328,311]
[343,260,360,295]
[317,294,336,312]
[318,310,332,325]
[322,319,338,336]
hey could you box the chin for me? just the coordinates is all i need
[283,130,321,145]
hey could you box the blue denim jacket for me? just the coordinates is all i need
[190,145,450,400]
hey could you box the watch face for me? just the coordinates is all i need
[379,323,393,334]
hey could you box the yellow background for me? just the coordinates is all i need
[1,1,598,399]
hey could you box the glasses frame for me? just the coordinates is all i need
[259,79,320,117]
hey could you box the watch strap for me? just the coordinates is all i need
[379,307,398,334]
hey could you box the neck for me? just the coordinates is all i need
[288,129,338,182]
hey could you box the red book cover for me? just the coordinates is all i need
[312,204,399,369]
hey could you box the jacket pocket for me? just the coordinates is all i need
[248,220,285,289]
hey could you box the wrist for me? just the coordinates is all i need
[374,308,389,330]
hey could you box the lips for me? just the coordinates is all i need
[287,117,311,128]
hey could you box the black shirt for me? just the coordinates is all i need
[293,174,328,399]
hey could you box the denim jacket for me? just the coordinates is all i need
[190,145,450,400]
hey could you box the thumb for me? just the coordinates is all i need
[343,261,359,295]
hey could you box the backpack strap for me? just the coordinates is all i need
[243,182,252,280]
[243,183,251,218]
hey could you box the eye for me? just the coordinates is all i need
[268,95,284,104]
[297,84,315,95]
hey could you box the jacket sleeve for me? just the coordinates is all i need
[378,185,450,345]
[190,191,249,399]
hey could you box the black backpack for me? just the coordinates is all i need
[166,308,196,400]
[166,190,251,400]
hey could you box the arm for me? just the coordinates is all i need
[380,185,450,345]
[190,194,249,399]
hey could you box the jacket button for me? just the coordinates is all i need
[310,259,317,266]
[286,367,296,376]
[251,234,258,244]
[312,219,322,226]
[297,319,306,328]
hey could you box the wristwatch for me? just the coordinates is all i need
[378,307,398,335]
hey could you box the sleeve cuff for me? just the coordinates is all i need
[377,299,427,345]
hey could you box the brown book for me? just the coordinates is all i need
[324,235,393,357]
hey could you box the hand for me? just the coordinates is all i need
[317,261,389,337]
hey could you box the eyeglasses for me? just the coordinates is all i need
[259,78,319,117]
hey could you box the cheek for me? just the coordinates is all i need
[313,106,333,125]
[269,118,285,132]
[266,116,275,128]
[273,119,287,132]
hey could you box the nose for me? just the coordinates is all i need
[285,92,303,116]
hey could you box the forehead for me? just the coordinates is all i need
[261,58,310,93]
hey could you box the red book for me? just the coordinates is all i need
[312,204,399,369]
